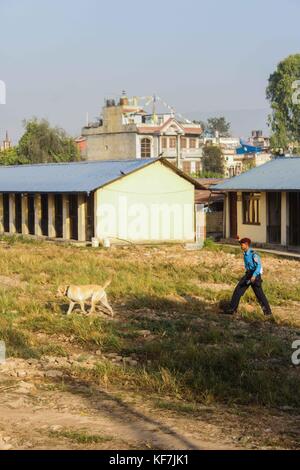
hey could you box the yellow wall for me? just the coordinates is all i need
[94,161,195,243]
[236,191,267,243]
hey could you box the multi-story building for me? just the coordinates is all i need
[77,95,203,174]
[249,130,270,149]
[203,134,271,178]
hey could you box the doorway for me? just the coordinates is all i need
[3,194,9,232]
[288,192,300,247]
[229,192,237,238]
[267,192,281,244]
[15,194,22,233]
[86,193,94,241]
[68,194,78,240]
[28,195,35,235]
[54,194,63,238]
[41,194,48,236]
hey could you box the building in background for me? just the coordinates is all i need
[213,157,300,250]
[249,130,270,149]
[195,178,224,240]
[0,157,202,245]
[77,94,203,174]
[0,131,11,152]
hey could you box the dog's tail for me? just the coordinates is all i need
[103,278,112,290]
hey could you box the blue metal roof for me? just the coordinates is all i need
[214,157,300,191]
[0,158,160,193]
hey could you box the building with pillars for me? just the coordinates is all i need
[77,95,203,174]
[0,158,202,244]
[213,157,300,250]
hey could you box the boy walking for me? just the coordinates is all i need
[225,238,272,316]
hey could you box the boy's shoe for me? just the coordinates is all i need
[264,313,275,322]
[222,309,235,315]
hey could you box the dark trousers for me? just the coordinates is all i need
[229,273,272,315]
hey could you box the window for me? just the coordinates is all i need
[182,161,191,173]
[242,192,260,225]
[190,138,197,149]
[181,137,187,148]
[161,137,168,148]
[141,138,151,158]
[169,137,176,149]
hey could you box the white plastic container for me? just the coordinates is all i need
[103,238,111,249]
[91,237,100,248]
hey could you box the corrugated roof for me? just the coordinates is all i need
[213,157,300,191]
[0,159,159,193]
[0,157,201,193]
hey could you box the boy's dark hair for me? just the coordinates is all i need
[239,237,251,245]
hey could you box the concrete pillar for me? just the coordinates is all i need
[281,191,287,246]
[48,194,56,238]
[0,194,4,234]
[93,191,99,240]
[34,194,42,236]
[21,194,29,235]
[176,135,181,169]
[225,194,230,239]
[9,194,16,234]
[195,204,206,244]
[78,194,87,242]
[62,194,70,240]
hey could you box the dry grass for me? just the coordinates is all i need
[0,235,300,411]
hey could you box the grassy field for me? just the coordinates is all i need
[0,236,300,448]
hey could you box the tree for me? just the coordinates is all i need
[0,147,28,165]
[207,117,231,137]
[17,118,81,164]
[266,54,300,149]
[202,145,225,175]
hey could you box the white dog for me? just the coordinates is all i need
[58,279,113,316]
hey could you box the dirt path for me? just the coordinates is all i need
[0,355,298,450]
[0,360,240,450]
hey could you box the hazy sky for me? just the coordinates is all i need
[0,0,299,143]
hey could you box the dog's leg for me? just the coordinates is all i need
[90,296,97,315]
[100,293,114,317]
[67,301,75,315]
[79,300,87,314]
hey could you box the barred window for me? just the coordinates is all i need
[190,138,197,148]
[181,137,187,148]
[242,192,260,225]
[161,137,168,148]
[169,137,176,148]
[141,138,151,158]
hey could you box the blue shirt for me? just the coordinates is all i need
[243,249,262,277]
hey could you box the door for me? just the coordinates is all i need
[267,192,281,244]
[288,192,300,246]
[229,192,237,238]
